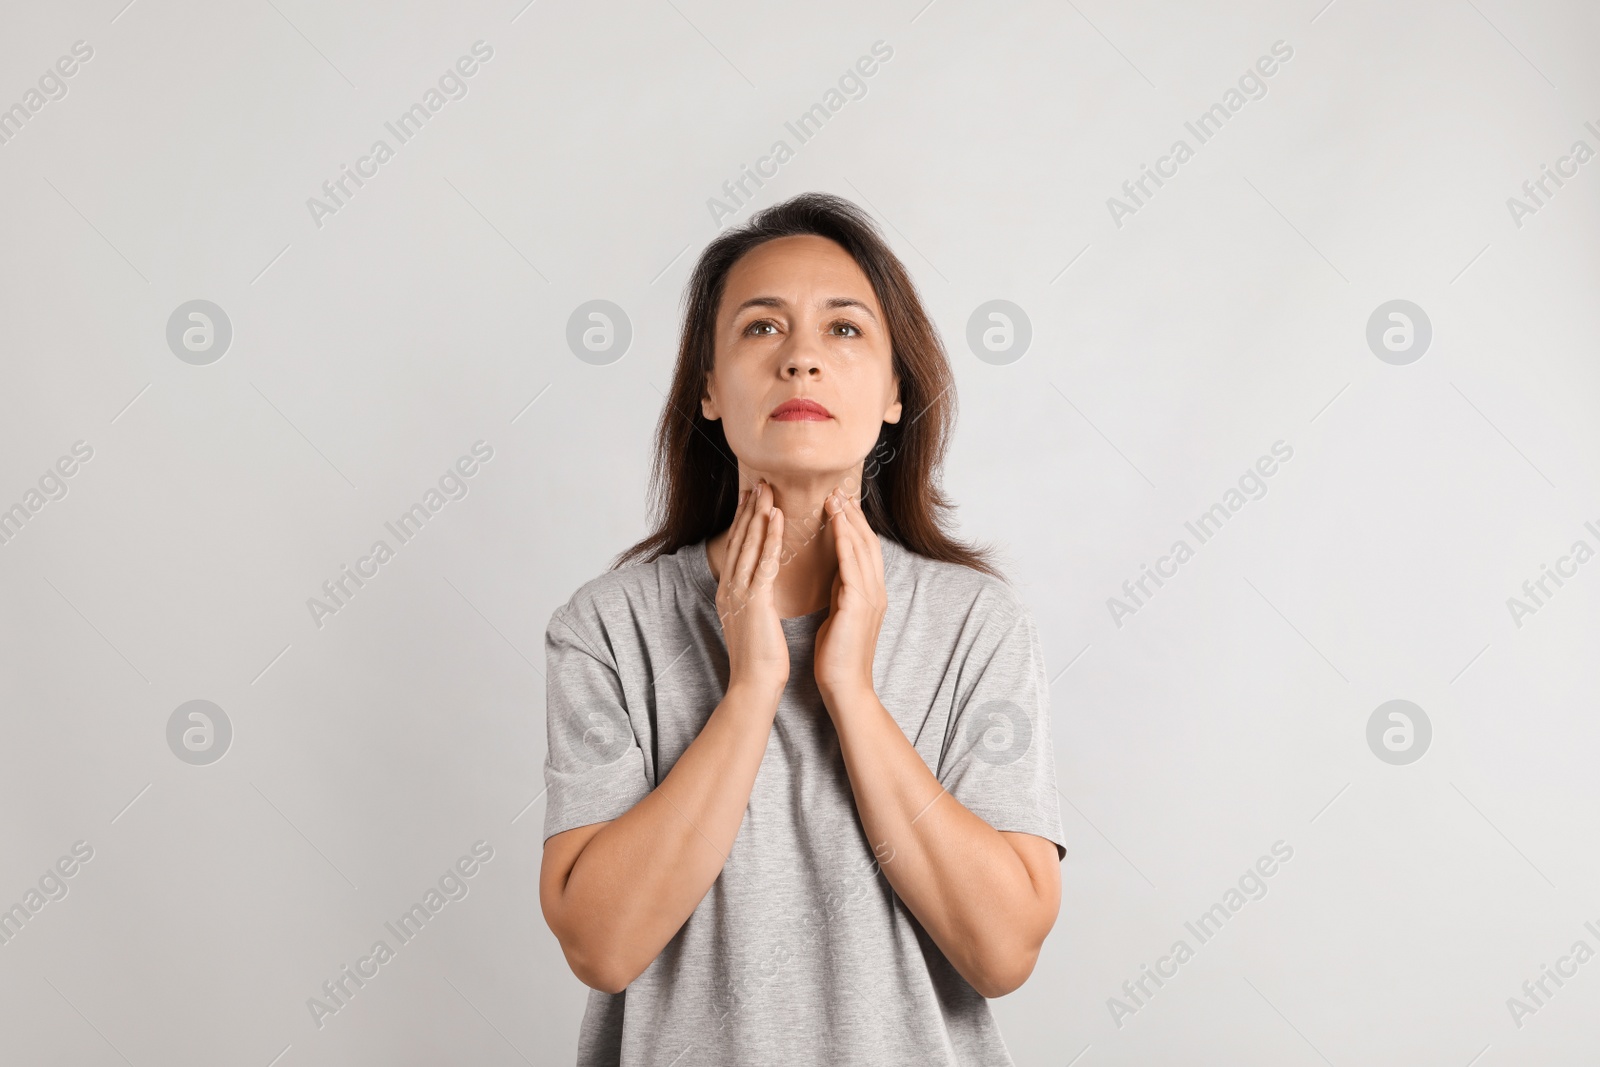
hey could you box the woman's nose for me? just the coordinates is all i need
[782,342,823,378]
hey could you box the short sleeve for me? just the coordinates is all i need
[937,606,1067,862]
[541,605,654,843]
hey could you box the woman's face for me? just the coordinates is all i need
[701,234,902,487]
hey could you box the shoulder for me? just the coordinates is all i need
[883,537,1029,630]
[548,541,707,638]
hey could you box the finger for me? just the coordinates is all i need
[724,508,767,625]
[837,489,871,542]
[714,490,753,615]
[829,493,866,592]
[846,493,885,589]
[721,483,756,586]
[754,505,783,589]
[840,494,882,602]
[733,483,771,589]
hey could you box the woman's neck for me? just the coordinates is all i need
[707,469,862,619]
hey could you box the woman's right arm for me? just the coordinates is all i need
[540,482,789,994]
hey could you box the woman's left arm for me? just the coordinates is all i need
[813,490,1062,1000]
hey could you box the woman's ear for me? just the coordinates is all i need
[883,373,903,424]
[701,375,720,421]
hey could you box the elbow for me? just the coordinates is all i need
[560,940,633,991]
[969,936,1044,999]
[553,921,646,998]
[583,964,634,997]
[971,870,1061,998]
[541,884,635,993]
[560,937,638,995]
[971,962,1032,1000]
[541,828,648,995]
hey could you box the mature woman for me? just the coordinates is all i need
[539,192,1066,1065]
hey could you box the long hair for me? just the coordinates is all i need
[614,191,998,578]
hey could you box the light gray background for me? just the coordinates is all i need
[2,0,1597,1064]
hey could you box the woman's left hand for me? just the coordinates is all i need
[814,488,888,711]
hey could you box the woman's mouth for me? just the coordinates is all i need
[770,398,833,421]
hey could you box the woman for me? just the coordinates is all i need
[539,192,1066,1066]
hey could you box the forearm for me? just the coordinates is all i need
[555,681,780,989]
[825,686,1050,997]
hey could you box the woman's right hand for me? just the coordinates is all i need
[715,480,789,702]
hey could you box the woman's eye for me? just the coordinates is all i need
[830,322,861,337]
[747,321,777,336]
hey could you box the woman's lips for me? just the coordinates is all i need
[770,398,833,421]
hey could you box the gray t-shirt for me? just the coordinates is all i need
[542,535,1067,1066]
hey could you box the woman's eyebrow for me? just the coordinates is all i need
[823,297,879,322]
[732,296,785,314]
[730,295,880,322]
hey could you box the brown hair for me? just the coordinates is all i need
[614,191,998,578]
